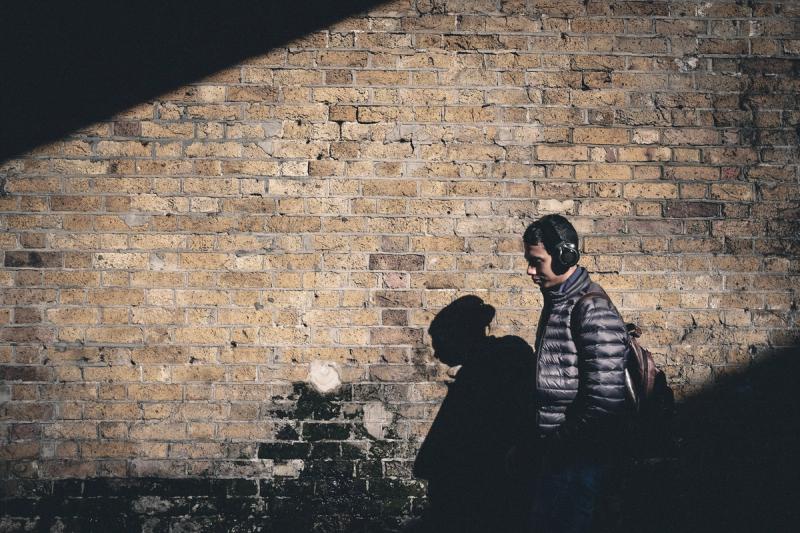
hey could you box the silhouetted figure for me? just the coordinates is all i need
[414,296,534,533]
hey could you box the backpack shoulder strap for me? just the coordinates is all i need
[571,289,635,352]
[574,288,634,336]
[575,290,607,306]
[572,289,609,324]
[570,289,610,344]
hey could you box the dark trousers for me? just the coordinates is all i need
[530,459,607,533]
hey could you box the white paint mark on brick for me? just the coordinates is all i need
[41,442,55,458]
[674,57,699,72]
[697,2,713,16]
[308,360,341,393]
[363,402,393,439]
[261,121,283,138]
[150,253,166,271]
[257,141,273,155]
[123,213,150,227]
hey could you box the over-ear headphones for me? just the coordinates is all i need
[555,241,580,269]
[543,217,580,271]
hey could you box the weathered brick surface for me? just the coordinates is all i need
[1,0,799,530]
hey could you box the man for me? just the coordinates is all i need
[521,214,629,533]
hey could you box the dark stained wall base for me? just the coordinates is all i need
[1,476,426,533]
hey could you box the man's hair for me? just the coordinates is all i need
[522,214,579,256]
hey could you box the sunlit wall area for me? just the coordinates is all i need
[1,1,798,530]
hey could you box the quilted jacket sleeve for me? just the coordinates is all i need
[549,295,629,448]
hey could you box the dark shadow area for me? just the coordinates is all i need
[0,0,389,162]
[410,303,799,533]
[410,296,536,533]
[594,345,800,533]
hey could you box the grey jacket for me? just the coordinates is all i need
[534,268,629,457]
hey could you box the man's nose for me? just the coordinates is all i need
[527,264,536,276]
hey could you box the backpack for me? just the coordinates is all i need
[577,292,675,457]
[622,323,670,408]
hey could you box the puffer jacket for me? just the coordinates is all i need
[533,267,629,458]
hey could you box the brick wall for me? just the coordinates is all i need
[1,1,799,530]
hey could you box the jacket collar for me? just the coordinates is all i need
[541,267,590,303]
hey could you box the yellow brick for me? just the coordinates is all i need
[46,308,99,325]
[129,422,186,440]
[86,327,143,344]
[131,308,183,325]
[185,142,242,158]
[43,422,99,439]
[186,104,241,120]
[216,422,271,441]
[93,253,149,269]
[537,145,588,161]
[573,127,629,145]
[617,147,671,161]
[176,290,230,306]
[95,141,151,157]
[218,308,272,325]
[129,384,183,401]
[710,183,753,201]
[258,326,309,344]
[579,200,631,217]
[623,183,678,198]
[175,327,228,344]
[87,289,145,306]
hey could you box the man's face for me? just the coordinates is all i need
[524,242,568,289]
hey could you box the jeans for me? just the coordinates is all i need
[530,460,607,533]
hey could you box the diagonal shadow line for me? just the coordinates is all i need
[0,0,392,163]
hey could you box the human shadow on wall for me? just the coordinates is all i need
[0,0,388,163]
[595,345,800,533]
[410,296,535,533]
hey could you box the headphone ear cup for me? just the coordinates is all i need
[557,242,580,268]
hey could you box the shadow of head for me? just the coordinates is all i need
[428,296,496,367]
